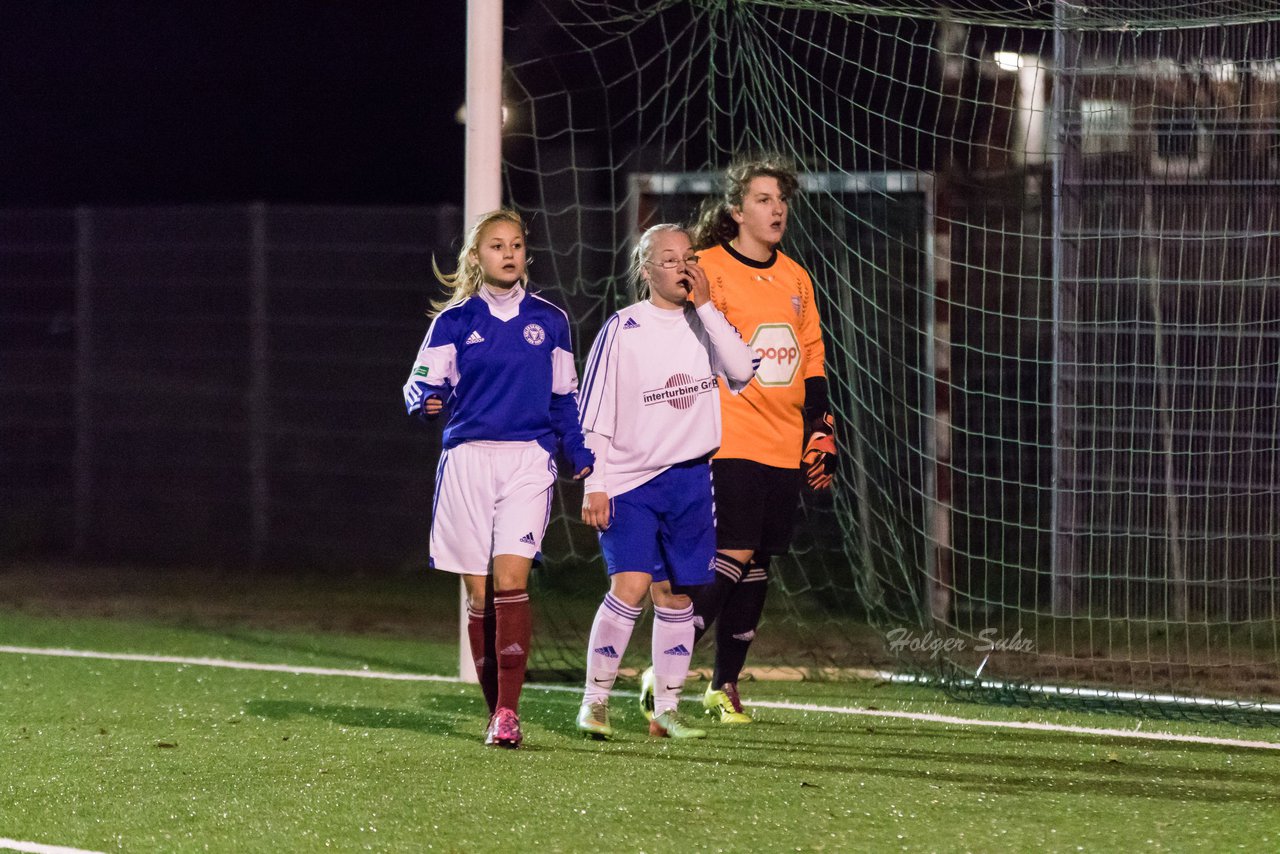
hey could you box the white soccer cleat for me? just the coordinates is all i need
[576,701,613,740]
[649,709,706,739]
[639,666,656,722]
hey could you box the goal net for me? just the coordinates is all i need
[500,0,1280,721]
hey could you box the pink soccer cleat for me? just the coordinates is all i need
[484,707,523,748]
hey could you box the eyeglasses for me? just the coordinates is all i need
[645,255,699,269]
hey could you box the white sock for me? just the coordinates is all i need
[651,603,695,715]
[583,593,641,704]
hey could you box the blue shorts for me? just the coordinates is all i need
[598,458,716,588]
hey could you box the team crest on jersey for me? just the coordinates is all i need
[791,295,802,316]
[522,323,546,345]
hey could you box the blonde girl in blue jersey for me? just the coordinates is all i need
[403,208,593,748]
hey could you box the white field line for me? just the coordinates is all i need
[4,645,1280,752]
[0,839,105,854]
[740,698,1280,751]
[0,645,457,683]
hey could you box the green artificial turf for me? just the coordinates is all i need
[3,605,1280,852]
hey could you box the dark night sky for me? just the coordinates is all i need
[0,2,533,206]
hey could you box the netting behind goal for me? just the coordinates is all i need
[502,0,1280,721]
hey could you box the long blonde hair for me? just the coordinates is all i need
[690,153,799,251]
[431,208,528,314]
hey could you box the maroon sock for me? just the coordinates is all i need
[466,603,498,715]
[493,589,531,713]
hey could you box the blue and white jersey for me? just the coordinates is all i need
[403,282,593,472]
[578,299,755,497]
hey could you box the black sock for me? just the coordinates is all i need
[689,553,746,646]
[712,558,769,687]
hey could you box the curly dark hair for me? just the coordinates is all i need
[689,153,800,250]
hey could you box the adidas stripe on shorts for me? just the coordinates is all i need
[430,440,557,574]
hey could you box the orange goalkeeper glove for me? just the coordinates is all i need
[802,412,836,490]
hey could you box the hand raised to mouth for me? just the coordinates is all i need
[684,260,710,308]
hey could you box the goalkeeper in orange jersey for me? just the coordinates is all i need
[641,152,835,724]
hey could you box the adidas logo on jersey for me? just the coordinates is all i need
[465,330,485,345]
[662,644,691,657]
[622,317,641,329]
[593,645,620,659]
[519,531,536,545]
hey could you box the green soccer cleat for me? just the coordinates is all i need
[649,709,706,739]
[576,701,613,740]
[638,666,656,722]
[703,682,752,724]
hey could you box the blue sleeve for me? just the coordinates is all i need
[404,309,459,417]
[546,309,594,473]
[552,390,594,474]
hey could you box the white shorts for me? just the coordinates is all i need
[429,440,557,574]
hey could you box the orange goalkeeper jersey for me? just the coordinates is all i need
[702,242,827,469]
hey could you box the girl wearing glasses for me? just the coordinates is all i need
[640,153,835,724]
[574,223,754,740]
[403,208,594,749]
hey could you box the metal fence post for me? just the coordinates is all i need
[73,207,94,558]
[249,203,270,567]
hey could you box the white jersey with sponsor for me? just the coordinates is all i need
[578,299,755,497]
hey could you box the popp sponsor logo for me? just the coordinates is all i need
[749,323,801,386]
[756,345,800,364]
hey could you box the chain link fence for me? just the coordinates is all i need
[1,204,467,569]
